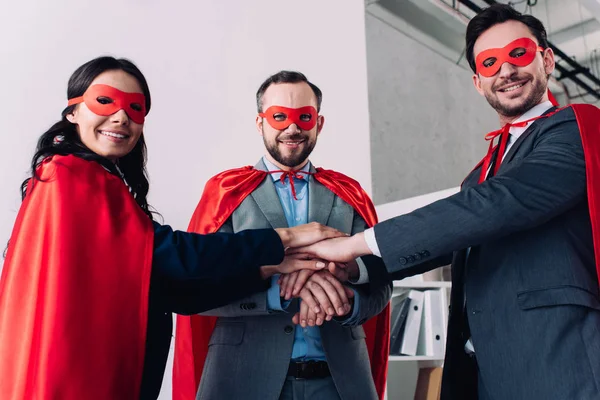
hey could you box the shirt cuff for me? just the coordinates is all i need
[364,228,382,257]
[348,257,370,285]
[267,275,291,311]
[338,289,361,324]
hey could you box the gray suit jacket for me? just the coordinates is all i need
[372,107,600,400]
[196,160,392,400]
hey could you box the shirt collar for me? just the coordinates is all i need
[509,100,554,139]
[262,156,312,182]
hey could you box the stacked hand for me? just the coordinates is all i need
[289,233,371,263]
[278,261,357,300]
[260,222,348,279]
[276,222,350,249]
[261,225,374,327]
[280,241,361,327]
[286,269,355,327]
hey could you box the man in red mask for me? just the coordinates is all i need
[172,71,392,400]
[293,4,600,400]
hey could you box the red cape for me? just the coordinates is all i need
[0,155,154,400]
[571,104,600,281]
[173,167,390,400]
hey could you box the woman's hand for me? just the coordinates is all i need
[275,222,347,249]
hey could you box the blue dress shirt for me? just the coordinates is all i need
[262,157,360,361]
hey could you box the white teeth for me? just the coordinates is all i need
[99,130,127,139]
[502,83,524,92]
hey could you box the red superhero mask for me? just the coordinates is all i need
[67,84,147,124]
[475,37,544,77]
[259,106,318,130]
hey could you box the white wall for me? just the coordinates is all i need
[0,0,372,260]
[0,1,372,398]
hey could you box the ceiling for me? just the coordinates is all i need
[365,0,600,103]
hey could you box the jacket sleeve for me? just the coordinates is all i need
[195,217,284,317]
[374,110,585,275]
[151,222,284,314]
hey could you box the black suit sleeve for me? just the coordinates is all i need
[151,222,284,314]
[374,109,585,274]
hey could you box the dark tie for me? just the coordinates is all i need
[464,131,513,349]
[486,131,511,179]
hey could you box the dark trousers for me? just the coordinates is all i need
[278,376,340,400]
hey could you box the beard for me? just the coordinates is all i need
[263,132,316,168]
[485,71,548,118]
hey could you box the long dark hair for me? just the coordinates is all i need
[22,56,154,219]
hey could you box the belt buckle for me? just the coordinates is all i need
[291,361,303,380]
[290,360,328,380]
[300,361,313,379]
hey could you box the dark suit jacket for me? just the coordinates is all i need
[140,223,284,400]
[372,107,600,400]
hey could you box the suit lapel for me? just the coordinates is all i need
[308,164,334,225]
[501,124,537,165]
[250,159,289,228]
[502,106,557,165]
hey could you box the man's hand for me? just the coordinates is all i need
[293,299,327,327]
[260,254,326,279]
[290,271,355,327]
[275,222,347,249]
[289,232,371,263]
[328,260,359,282]
[279,269,315,300]
[278,260,359,299]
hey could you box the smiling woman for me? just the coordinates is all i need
[66,79,147,161]
[0,57,341,400]
[21,57,154,216]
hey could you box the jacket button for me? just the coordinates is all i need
[247,302,257,310]
[240,303,247,310]
[407,256,415,263]
[284,325,294,334]
[414,253,422,261]
[399,257,407,265]
[421,250,430,257]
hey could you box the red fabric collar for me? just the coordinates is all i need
[479,109,561,183]
[267,169,313,200]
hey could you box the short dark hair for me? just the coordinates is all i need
[256,71,323,112]
[465,3,549,73]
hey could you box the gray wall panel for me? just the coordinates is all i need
[366,13,498,205]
